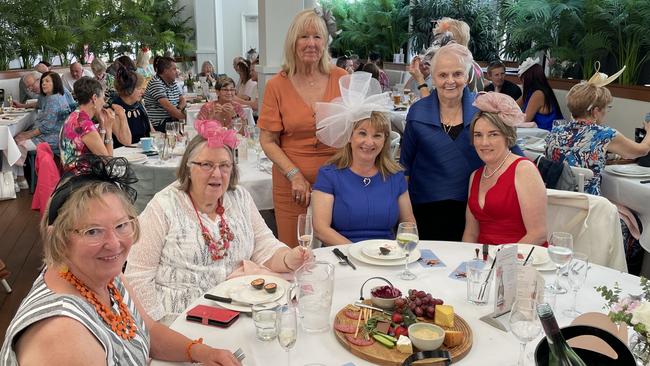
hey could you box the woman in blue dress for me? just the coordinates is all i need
[517,58,563,130]
[311,72,415,245]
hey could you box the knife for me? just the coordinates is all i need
[353,301,391,314]
[204,293,255,307]
[332,248,357,270]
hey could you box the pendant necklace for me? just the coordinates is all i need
[362,177,371,187]
[441,122,454,134]
[482,151,511,179]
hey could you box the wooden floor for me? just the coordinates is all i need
[0,190,43,343]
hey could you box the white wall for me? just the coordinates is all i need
[220,0,258,80]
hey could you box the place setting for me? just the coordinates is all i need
[203,274,291,313]
[605,164,650,178]
[346,223,422,274]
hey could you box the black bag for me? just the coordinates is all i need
[635,127,650,167]
[534,155,578,191]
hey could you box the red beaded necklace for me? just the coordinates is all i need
[189,194,234,260]
[59,268,137,340]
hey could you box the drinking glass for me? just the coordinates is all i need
[252,303,279,341]
[563,252,589,318]
[231,117,243,134]
[276,304,297,366]
[547,232,573,294]
[165,122,177,154]
[396,222,419,280]
[297,213,313,248]
[152,132,167,164]
[509,299,541,366]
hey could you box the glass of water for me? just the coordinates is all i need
[396,222,419,280]
[547,232,573,294]
[563,252,589,318]
[252,303,279,341]
[509,299,541,366]
[277,304,297,366]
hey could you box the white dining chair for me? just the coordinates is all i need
[569,166,594,193]
[390,131,400,160]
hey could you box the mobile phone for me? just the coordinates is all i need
[186,305,240,328]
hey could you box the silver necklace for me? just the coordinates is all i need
[482,151,511,179]
[363,177,371,187]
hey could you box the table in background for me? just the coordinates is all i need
[0,111,35,171]
[151,241,639,366]
[113,146,272,212]
[516,127,549,139]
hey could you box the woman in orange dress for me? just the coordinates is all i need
[258,9,347,246]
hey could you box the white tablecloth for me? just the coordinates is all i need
[601,166,650,251]
[0,111,35,171]
[150,241,639,366]
[516,128,549,139]
[113,146,273,212]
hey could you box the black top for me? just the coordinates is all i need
[484,79,522,101]
[111,96,151,148]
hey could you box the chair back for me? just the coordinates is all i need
[390,131,400,160]
[569,166,594,193]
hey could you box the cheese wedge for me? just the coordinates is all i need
[396,335,413,354]
[444,330,464,347]
[434,304,454,328]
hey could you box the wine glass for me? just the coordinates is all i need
[396,222,419,280]
[547,232,573,294]
[297,213,313,249]
[276,304,297,366]
[509,299,541,366]
[152,132,167,164]
[231,117,243,134]
[563,252,589,318]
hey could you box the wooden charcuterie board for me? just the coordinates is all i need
[333,305,473,366]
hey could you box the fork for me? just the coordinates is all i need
[233,347,245,361]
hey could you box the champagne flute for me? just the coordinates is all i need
[152,132,167,164]
[396,222,419,280]
[277,304,297,366]
[563,252,589,318]
[509,299,541,366]
[297,213,313,249]
[547,232,573,294]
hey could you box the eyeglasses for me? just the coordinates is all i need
[190,161,233,173]
[220,88,236,93]
[71,218,136,245]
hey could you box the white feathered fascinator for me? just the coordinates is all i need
[517,57,540,77]
[315,72,392,148]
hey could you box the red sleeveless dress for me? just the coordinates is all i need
[468,158,528,245]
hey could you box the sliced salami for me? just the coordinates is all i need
[345,334,375,346]
[334,322,357,334]
[345,309,362,320]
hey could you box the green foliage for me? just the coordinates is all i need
[0,0,194,70]
[409,0,499,61]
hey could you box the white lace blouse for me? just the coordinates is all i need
[125,183,286,321]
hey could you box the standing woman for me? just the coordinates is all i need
[400,43,523,241]
[258,9,347,246]
[111,66,152,148]
[517,58,563,130]
[233,59,258,112]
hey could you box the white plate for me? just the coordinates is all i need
[608,165,650,178]
[123,153,147,163]
[360,240,405,260]
[229,280,286,305]
[207,275,290,312]
[489,243,550,266]
[348,239,421,266]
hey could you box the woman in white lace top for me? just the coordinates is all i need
[125,122,311,322]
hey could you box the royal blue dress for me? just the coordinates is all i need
[313,164,407,243]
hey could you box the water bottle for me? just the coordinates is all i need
[537,303,587,366]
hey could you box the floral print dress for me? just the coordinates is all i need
[60,110,98,170]
[545,120,617,195]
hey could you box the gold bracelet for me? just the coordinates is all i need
[186,337,203,362]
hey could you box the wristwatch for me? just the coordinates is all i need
[417,83,428,90]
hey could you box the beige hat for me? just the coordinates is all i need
[587,61,626,87]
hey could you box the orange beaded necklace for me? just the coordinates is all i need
[59,268,137,340]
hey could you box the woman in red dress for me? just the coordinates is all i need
[462,92,547,245]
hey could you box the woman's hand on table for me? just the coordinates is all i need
[285,246,313,271]
[192,344,241,366]
[289,172,311,207]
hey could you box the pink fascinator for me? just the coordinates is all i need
[472,92,525,127]
[194,119,239,149]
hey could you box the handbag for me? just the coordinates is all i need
[634,127,650,167]
[0,171,17,200]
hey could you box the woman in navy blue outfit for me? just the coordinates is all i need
[312,72,415,245]
[400,44,523,241]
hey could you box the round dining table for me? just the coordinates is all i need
[149,241,639,366]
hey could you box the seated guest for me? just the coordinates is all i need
[112,66,152,148]
[405,47,435,98]
[463,92,547,245]
[197,77,246,131]
[60,77,129,170]
[61,62,92,93]
[336,56,350,72]
[484,60,522,101]
[199,60,218,87]
[34,60,51,74]
[18,71,41,103]
[234,59,258,112]
[143,56,186,132]
[362,63,381,82]
[15,72,71,156]
[135,49,155,79]
[368,51,390,92]
[0,155,242,365]
[517,58,563,130]
[90,58,115,96]
[312,73,415,245]
[125,122,311,322]
[546,65,650,195]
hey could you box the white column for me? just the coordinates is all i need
[193,0,223,75]
[256,0,313,103]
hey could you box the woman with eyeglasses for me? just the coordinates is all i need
[196,77,247,132]
[125,121,311,324]
[0,155,242,366]
[545,67,650,196]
